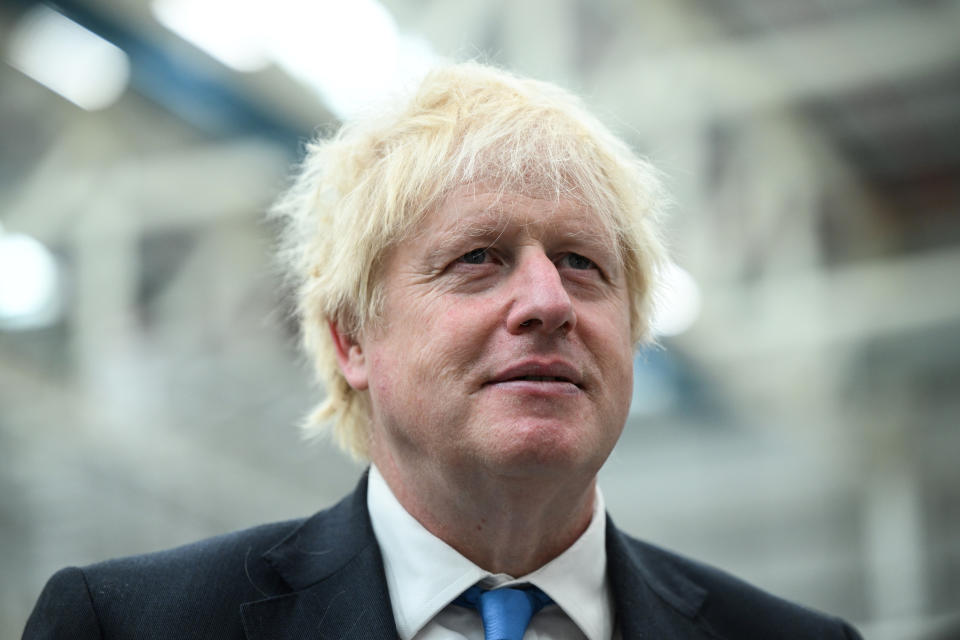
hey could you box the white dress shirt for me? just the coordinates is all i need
[367,465,616,640]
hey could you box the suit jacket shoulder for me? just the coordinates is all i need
[606,519,863,639]
[26,519,302,639]
[25,475,861,640]
[24,475,398,640]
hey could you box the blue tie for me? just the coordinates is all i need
[454,585,553,640]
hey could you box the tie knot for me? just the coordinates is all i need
[455,585,553,640]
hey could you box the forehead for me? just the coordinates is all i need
[415,184,616,245]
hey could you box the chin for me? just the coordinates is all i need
[476,419,614,478]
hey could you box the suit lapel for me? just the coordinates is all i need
[606,516,712,638]
[240,544,396,639]
[239,477,718,639]
[241,473,399,639]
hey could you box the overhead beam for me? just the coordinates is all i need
[592,2,960,130]
[685,247,960,360]
[4,130,287,244]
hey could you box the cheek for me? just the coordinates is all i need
[413,302,495,372]
[366,348,433,450]
[367,351,399,412]
[593,308,635,402]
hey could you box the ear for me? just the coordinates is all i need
[329,320,369,391]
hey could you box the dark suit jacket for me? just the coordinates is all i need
[24,474,862,639]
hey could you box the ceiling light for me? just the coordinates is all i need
[0,226,62,331]
[150,0,439,119]
[6,4,130,111]
[151,0,270,72]
[652,262,702,337]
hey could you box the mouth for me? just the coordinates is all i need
[501,375,579,386]
[486,361,584,390]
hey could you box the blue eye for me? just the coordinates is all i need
[563,253,595,270]
[460,248,488,264]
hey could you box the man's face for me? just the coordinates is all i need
[339,186,634,482]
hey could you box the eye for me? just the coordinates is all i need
[458,248,489,265]
[559,252,597,271]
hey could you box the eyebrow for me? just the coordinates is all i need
[419,201,618,268]
[420,216,504,266]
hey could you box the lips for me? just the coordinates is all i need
[487,360,583,388]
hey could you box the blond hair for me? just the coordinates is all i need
[271,62,668,459]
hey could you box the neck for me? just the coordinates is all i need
[372,451,598,577]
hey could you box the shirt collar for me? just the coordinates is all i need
[367,464,614,640]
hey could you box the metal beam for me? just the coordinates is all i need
[591,2,960,130]
[684,247,960,360]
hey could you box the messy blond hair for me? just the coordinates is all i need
[271,62,668,459]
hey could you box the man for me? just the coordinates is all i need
[25,63,862,639]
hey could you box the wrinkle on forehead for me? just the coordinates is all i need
[417,185,615,246]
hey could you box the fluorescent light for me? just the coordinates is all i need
[652,262,702,337]
[6,4,130,111]
[0,227,62,330]
[265,0,436,119]
[151,0,270,72]
[151,0,439,119]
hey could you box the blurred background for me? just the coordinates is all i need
[2,0,959,637]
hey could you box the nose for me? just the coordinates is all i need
[505,249,576,334]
